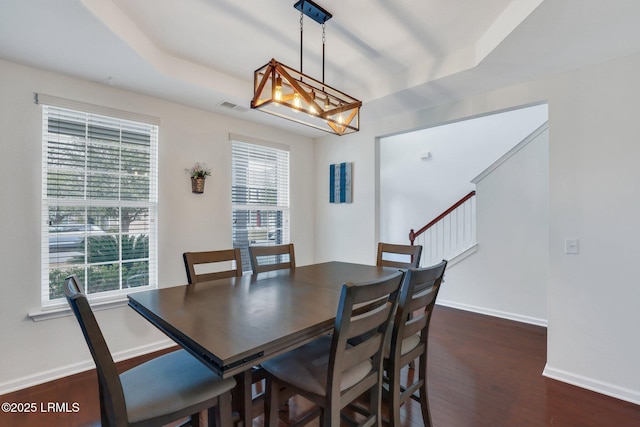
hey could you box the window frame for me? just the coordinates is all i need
[39,95,158,308]
[231,135,290,273]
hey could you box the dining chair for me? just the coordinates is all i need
[183,248,264,424]
[376,242,423,269]
[262,270,404,427]
[183,248,243,284]
[376,242,423,370]
[63,275,236,427]
[383,260,447,427]
[249,243,296,274]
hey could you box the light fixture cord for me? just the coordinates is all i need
[300,9,304,75]
[322,22,326,84]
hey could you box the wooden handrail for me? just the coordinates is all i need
[409,191,476,245]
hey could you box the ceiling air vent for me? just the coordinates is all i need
[218,101,248,112]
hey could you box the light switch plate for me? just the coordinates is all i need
[565,238,579,254]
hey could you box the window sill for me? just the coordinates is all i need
[28,298,129,322]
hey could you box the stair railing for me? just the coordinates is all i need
[409,191,476,266]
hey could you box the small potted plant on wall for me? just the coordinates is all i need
[188,162,212,194]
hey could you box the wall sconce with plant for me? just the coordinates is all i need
[188,162,212,194]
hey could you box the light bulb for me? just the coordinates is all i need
[293,93,301,110]
[308,91,317,114]
[274,77,282,102]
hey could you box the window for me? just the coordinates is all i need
[40,99,158,307]
[231,137,290,272]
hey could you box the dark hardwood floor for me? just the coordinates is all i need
[2,306,639,426]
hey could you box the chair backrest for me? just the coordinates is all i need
[327,270,404,409]
[376,242,423,269]
[183,248,243,284]
[248,243,296,274]
[389,260,447,362]
[64,275,127,426]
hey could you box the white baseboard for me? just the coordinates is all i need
[436,299,548,327]
[543,364,640,405]
[0,339,175,395]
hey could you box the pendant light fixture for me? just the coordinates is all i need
[251,0,361,136]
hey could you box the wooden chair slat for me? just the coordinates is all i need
[183,249,242,284]
[249,244,296,274]
[349,304,393,339]
[376,242,422,269]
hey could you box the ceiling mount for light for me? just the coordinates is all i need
[293,0,331,24]
[251,0,361,136]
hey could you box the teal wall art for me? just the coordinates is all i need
[329,162,352,203]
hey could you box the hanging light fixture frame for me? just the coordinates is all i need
[251,0,361,136]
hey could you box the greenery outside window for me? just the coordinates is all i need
[231,136,290,272]
[40,98,158,307]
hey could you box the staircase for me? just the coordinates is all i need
[409,191,477,267]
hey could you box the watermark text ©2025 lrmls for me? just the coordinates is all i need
[2,401,80,413]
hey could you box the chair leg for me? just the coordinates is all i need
[326,405,338,427]
[206,392,233,427]
[417,354,432,427]
[370,378,382,427]
[99,387,110,426]
[219,391,234,427]
[388,365,402,427]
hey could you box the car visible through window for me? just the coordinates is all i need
[49,224,106,252]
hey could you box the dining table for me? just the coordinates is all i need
[127,260,400,423]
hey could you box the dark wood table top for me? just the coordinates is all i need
[128,261,399,378]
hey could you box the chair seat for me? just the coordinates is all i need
[262,335,372,397]
[384,324,421,358]
[121,349,236,423]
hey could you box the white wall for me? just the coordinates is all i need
[0,59,315,393]
[313,126,381,265]
[379,104,548,246]
[543,56,640,402]
[440,126,549,325]
[314,53,640,404]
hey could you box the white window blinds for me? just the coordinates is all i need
[231,138,290,272]
[41,103,158,306]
